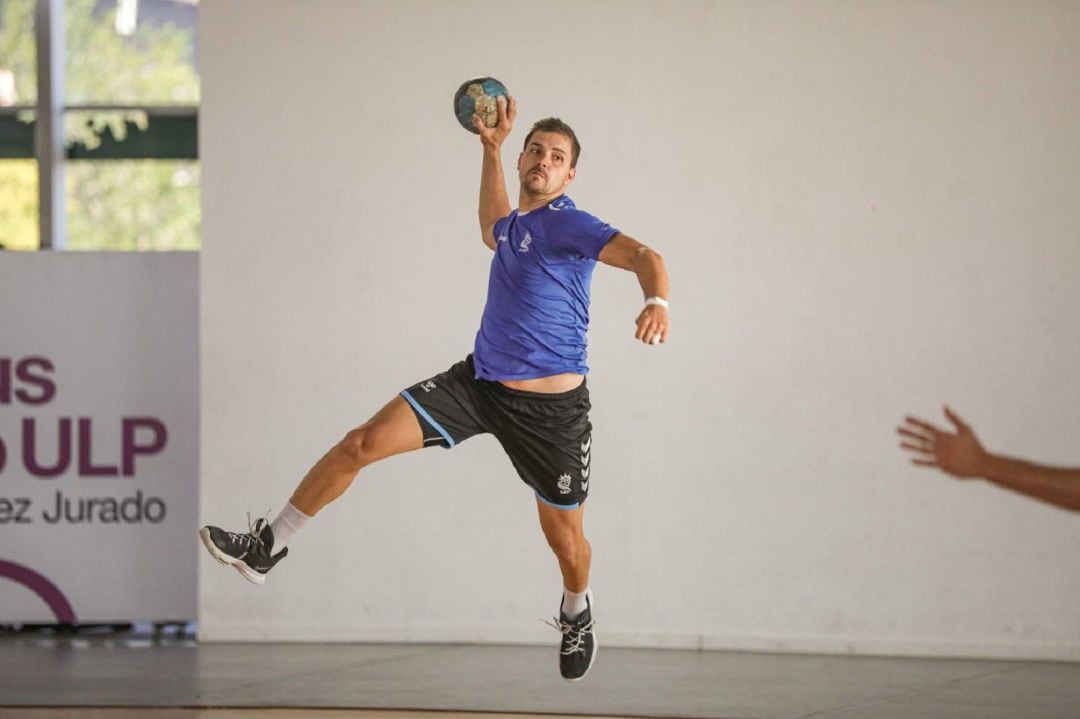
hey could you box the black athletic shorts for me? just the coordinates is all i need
[400,355,592,509]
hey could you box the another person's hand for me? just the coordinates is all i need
[897,406,989,478]
[474,95,516,149]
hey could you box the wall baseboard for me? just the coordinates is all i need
[197,623,1080,663]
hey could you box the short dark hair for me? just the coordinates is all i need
[523,118,581,168]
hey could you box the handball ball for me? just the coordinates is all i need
[454,77,509,133]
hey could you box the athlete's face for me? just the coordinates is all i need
[517,131,576,198]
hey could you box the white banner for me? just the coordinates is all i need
[0,252,197,623]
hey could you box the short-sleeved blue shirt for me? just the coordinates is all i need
[473,195,619,380]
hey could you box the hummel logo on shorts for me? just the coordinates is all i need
[580,435,591,490]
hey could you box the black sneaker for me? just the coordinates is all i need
[198,517,287,585]
[550,593,597,681]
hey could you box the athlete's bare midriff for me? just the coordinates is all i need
[499,372,584,394]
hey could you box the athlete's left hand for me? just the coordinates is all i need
[635,305,669,345]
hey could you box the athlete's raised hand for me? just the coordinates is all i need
[474,95,516,149]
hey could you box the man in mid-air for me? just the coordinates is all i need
[201,95,671,681]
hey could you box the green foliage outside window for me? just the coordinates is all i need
[0,0,200,251]
[0,160,38,250]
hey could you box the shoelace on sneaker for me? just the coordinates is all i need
[544,615,595,655]
[226,513,270,559]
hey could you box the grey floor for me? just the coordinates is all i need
[2,633,1080,719]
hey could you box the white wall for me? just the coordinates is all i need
[199,0,1080,659]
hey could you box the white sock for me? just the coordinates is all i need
[269,502,310,552]
[562,587,592,620]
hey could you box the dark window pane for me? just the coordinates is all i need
[65,107,196,159]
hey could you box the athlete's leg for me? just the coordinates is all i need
[199,395,423,584]
[536,499,591,593]
[537,498,597,681]
[290,395,423,515]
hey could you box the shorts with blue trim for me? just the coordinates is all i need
[400,355,592,509]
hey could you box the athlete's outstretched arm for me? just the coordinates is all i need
[897,406,1080,512]
[474,95,516,251]
[598,233,670,344]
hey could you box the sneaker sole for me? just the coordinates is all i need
[563,636,598,683]
[198,527,267,586]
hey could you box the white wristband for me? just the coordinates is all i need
[644,296,669,309]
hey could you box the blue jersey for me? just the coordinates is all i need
[473,195,619,380]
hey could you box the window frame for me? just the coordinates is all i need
[6,0,199,250]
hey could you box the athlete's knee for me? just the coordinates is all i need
[546,529,589,565]
[336,425,381,469]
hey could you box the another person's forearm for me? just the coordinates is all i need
[479,145,511,234]
[978,453,1080,511]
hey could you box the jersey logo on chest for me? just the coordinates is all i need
[519,231,533,253]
